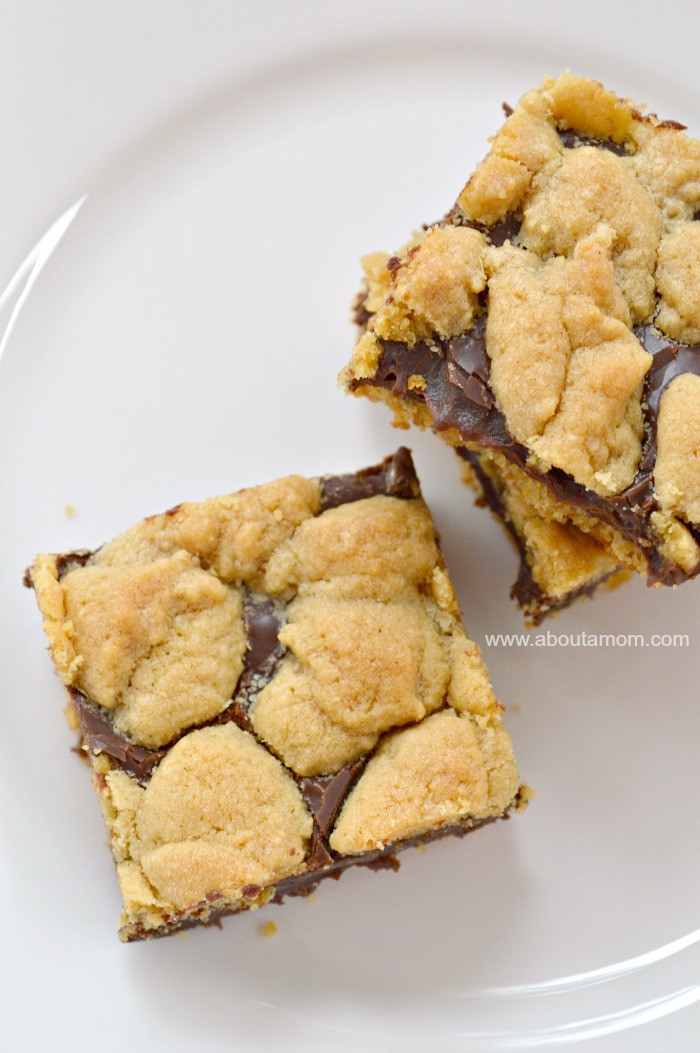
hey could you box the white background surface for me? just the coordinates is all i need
[0,2,698,1050]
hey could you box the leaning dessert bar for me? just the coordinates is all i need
[25,450,519,940]
[341,73,700,622]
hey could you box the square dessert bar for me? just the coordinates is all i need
[341,73,700,622]
[26,449,520,941]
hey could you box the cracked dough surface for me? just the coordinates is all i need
[107,724,312,910]
[28,465,519,932]
[330,709,508,854]
[39,550,246,748]
[250,590,451,776]
[654,374,700,526]
[342,71,700,585]
[349,72,687,497]
[486,233,650,494]
[251,494,504,777]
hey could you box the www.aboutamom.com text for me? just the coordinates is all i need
[483,630,690,649]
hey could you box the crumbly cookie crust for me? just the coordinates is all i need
[342,73,700,618]
[26,451,519,939]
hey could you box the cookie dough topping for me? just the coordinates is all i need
[342,73,700,606]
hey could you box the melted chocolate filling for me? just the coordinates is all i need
[320,443,418,509]
[298,759,368,869]
[68,591,288,779]
[460,448,618,622]
[353,324,700,586]
[558,128,630,156]
[465,213,523,247]
[72,694,167,781]
[343,122,700,602]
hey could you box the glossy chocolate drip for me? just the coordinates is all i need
[71,691,167,780]
[242,594,285,679]
[298,759,367,868]
[299,761,365,836]
[223,592,287,732]
[617,328,700,517]
[637,327,700,409]
[370,325,515,452]
[320,446,419,510]
[355,322,700,584]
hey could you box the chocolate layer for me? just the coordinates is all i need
[72,691,167,781]
[69,591,289,779]
[353,325,700,585]
[299,761,366,839]
[299,759,367,868]
[320,445,419,509]
[460,448,617,622]
[243,594,283,672]
[558,129,629,155]
[465,213,523,248]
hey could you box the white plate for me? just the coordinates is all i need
[1,4,699,1050]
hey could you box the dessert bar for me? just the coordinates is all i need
[341,73,700,621]
[25,449,520,940]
